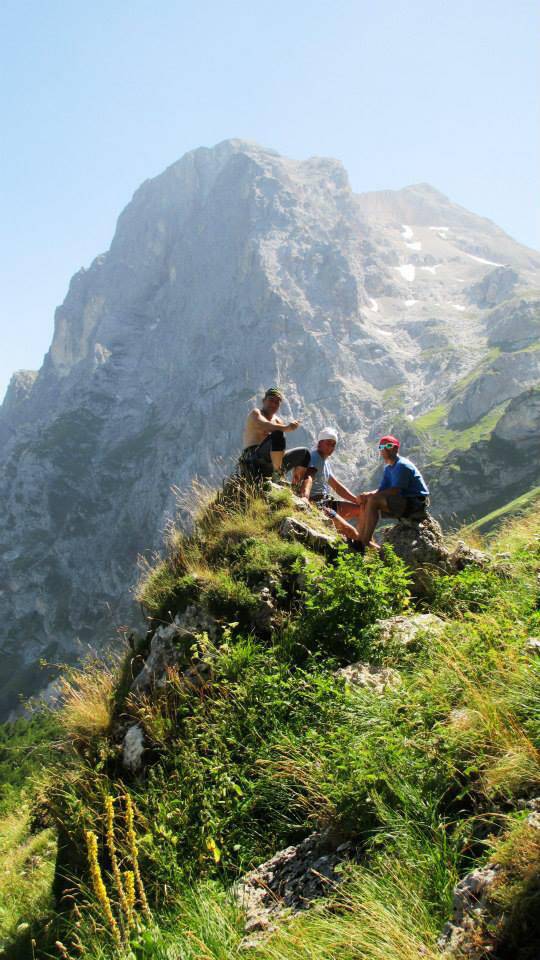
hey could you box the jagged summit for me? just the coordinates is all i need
[1,139,539,715]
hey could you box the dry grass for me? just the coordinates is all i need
[57,657,120,747]
[258,865,440,960]
[440,645,540,799]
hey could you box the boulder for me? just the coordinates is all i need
[122,723,145,773]
[380,516,489,594]
[235,830,357,948]
[438,864,501,958]
[450,540,490,571]
[370,613,445,650]
[131,604,218,693]
[335,661,401,694]
[439,804,540,957]
[279,516,337,553]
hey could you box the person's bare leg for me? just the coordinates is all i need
[360,494,389,546]
[338,502,362,521]
[355,502,369,544]
[291,465,307,491]
[323,508,361,540]
[270,450,284,473]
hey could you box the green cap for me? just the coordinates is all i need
[264,387,283,400]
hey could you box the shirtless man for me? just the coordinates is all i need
[240,387,310,480]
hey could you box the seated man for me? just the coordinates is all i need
[327,434,429,548]
[299,428,361,524]
[239,387,310,481]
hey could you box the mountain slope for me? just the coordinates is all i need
[1,138,539,714]
[1,485,539,959]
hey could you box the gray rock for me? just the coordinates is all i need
[487,298,540,350]
[380,517,489,593]
[466,265,518,308]
[235,830,356,947]
[438,864,501,958]
[380,516,452,593]
[131,605,218,693]
[279,516,337,553]
[432,387,540,524]
[450,541,490,570]
[447,349,540,428]
[370,613,445,649]
[122,723,145,773]
[335,661,401,693]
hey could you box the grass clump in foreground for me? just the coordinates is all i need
[1,483,540,959]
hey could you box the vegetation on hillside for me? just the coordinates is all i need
[1,482,539,959]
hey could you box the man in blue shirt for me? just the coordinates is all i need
[324,434,429,550]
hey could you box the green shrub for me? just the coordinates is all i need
[431,567,501,615]
[299,545,411,661]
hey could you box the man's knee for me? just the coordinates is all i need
[270,430,286,452]
[338,502,360,520]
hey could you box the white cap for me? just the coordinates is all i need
[317,427,338,443]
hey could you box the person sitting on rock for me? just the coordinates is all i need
[299,428,361,525]
[239,387,310,482]
[325,434,429,549]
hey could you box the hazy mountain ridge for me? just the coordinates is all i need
[1,138,539,714]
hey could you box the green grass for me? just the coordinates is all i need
[0,807,56,957]
[0,715,61,958]
[2,484,540,958]
[418,400,511,466]
[464,487,540,535]
[413,401,449,432]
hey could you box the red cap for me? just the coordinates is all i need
[379,435,400,448]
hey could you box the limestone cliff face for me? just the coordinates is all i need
[430,388,540,522]
[1,139,539,714]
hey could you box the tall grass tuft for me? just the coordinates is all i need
[57,656,120,747]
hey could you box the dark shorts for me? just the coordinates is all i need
[385,493,428,518]
[240,435,310,477]
[311,496,359,515]
[311,496,340,511]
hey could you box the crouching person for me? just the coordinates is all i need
[239,387,310,483]
[300,428,361,520]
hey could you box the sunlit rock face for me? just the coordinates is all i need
[1,139,539,715]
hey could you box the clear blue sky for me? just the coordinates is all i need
[1,0,538,400]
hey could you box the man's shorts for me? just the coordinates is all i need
[311,496,346,512]
[385,494,428,519]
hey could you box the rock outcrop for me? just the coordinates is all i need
[430,387,540,524]
[1,138,539,714]
[368,612,445,648]
[380,516,489,593]
[236,830,357,947]
[439,802,540,958]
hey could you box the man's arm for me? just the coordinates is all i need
[329,475,358,502]
[250,409,300,433]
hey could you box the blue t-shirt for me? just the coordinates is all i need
[378,455,429,499]
[308,449,335,500]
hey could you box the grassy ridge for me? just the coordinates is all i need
[1,484,540,958]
